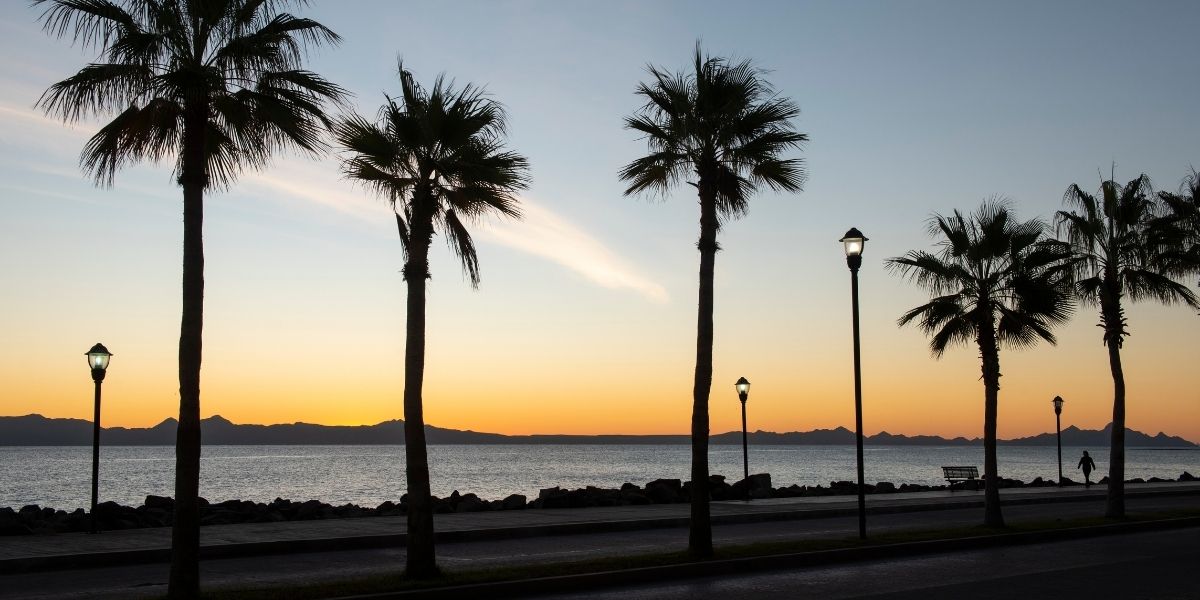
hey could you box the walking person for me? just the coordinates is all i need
[1077,450,1097,487]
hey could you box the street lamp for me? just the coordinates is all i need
[735,377,751,488]
[86,343,112,533]
[840,227,868,540]
[1053,396,1064,486]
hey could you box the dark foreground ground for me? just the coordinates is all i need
[1,487,1196,599]
[532,527,1199,600]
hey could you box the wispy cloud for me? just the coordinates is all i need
[1,100,668,304]
[246,158,668,303]
[478,200,669,303]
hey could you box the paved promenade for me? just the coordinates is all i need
[2,481,1198,574]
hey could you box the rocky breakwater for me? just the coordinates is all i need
[3,471,1194,535]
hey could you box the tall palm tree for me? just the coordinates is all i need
[1056,175,1199,518]
[334,65,529,578]
[888,201,1073,528]
[35,2,344,597]
[619,45,806,557]
[1155,169,1200,302]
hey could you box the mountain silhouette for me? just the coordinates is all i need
[1,414,1195,447]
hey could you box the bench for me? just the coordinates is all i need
[942,466,982,490]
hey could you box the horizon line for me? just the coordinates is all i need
[5,413,1195,445]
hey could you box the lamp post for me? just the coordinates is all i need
[1053,395,1064,486]
[86,343,112,534]
[735,377,751,487]
[840,228,868,540]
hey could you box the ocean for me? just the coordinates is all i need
[1,444,1196,511]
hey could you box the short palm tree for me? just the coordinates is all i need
[619,45,806,557]
[888,201,1073,528]
[1056,175,1199,518]
[334,65,529,578]
[35,1,344,597]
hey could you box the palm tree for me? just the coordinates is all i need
[1155,169,1200,302]
[1055,175,1199,518]
[334,65,529,578]
[619,44,806,557]
[888,201,1073,528]
[35,2,344,597]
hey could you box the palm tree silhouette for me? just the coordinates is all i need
[1055,174,1198,518]
[888,201,1073,528]
[619,44,806,557]
[34,1,344,596]
[1154,169,1200,305]
[334,65,529,578]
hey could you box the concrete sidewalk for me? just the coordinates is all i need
[2,481,1197,573]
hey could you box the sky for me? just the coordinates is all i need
[0,1,1197,442]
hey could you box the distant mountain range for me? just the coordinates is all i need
[1,414,1195,447]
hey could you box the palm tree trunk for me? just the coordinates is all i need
[403,217,438,578]
[689,187,718,558]
[978,321,1005,528]
[1104,331,1127,519]
[168,109,206,600]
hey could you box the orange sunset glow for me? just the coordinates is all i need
[1,2,1197,444]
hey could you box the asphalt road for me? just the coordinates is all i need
[532,527,1200,600]
[1,494,1196,600]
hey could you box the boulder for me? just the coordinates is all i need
[645,479,683,504]
[144,495,175,511]
[731,474,773,499]
[0,507,32,535]
[454,494,487,513]
[501,494,527,510]
[619,489,651,505]
[538,487,570,509]
[1180,471,1195,482]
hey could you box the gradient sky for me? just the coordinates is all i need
[1,1,1197,442]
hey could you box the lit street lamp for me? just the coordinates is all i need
[735,377,751,487]
[840,227,868,540]
[1053,395,1064,486]
[86,343,112,534]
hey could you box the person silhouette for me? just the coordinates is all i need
[1077,450,1097,487]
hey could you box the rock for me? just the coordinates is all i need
[645,479,683,504]
[874,481,896,493]
[538,487,570,509]
[455,494,487,513]
[1127,477,1145,484]
[1148,477,1169,483]
[0,507,32,535]
[295,499,325,520]
[731,474,773,499]
[1181,472,1195,482]
[620,482,640,492]
[619,489,651,505]
[501,494,527,510]
[144,495,175,511]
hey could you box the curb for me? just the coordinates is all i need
[329,516,1200,599]
[2,486,1196,574]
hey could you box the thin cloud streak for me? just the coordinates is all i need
[479,200,669,304]
[2,99,669,304]
[246,159,668,303]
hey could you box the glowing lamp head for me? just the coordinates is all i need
[735,377,750,401]
[1052,395,1064,413]
[840,228,868,258]
[86,343,112,372]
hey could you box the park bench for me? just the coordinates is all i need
[942,465,982,490]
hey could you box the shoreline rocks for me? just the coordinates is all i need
[2,471,1195,536]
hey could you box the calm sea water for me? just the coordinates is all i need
[1,445,1196,511]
